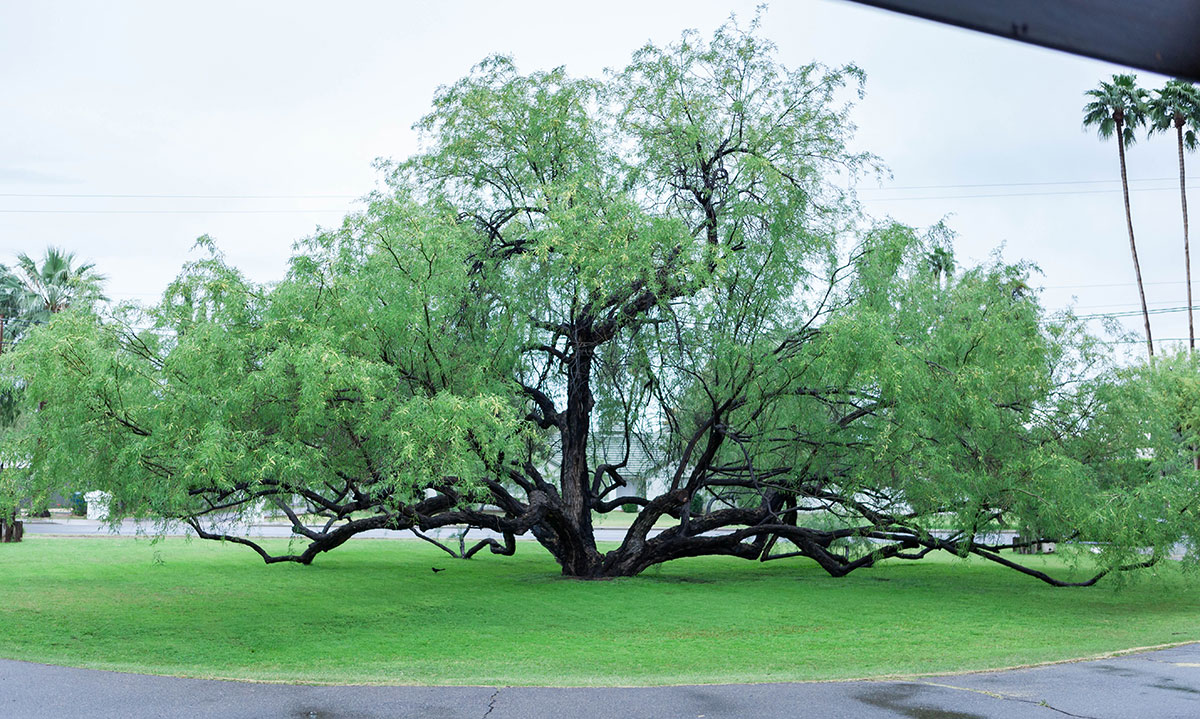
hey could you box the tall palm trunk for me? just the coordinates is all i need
[1172,116,1200,472]
[1116,116,1154,357]
[1176,116,1194,351]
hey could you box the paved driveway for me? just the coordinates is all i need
[1,644,1196,718]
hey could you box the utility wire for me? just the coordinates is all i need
[0,209,346,215]
[1068,299,1194,310]
[0,193,359,199]
[1075,305,1200,320]
[0,178,1186,207]
[1109,338,1194,344]
[2,178,1180,199]
[5,187,1185,211]
[1038,279,1192,290]
[862,186,1194,202]
[862,177,1178,191]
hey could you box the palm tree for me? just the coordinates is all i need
[1148,79,1200,351]
[10,247,107,325]
[926,246,956,290]
[0,248,106,354]
[1083,74,1153,357]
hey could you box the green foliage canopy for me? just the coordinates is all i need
[6,20,1199,583]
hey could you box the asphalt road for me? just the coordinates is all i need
[1,644,1196,718]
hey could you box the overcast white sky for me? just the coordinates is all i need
[1,0,1193,357]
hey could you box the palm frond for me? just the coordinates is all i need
[1083,74,1149,147]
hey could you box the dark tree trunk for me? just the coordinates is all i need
[552,339,604,576]
[0,508,22,543]
[1177,118,1194,352]
[1116,116,1154,358]
[1173,117,1200,472]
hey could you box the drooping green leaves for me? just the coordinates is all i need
[4,18,1198,584]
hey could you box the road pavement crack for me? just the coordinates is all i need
[481,687,501,719]
[917,681,1099,719]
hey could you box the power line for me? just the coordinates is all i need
[3,178,1179,199]
[11,191,1166,212]
[0,193,359,199]
[1070,299,1193,310]
[1066,296,1200,310]
[0,209,347,215]
[1107,338,1195,344]
[0,178,1183,203]
[862,186,1194,202]
[863,177,1178,191]
[1038,279,1191,290]
[1076,305,1200,320]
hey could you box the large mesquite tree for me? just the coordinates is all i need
[7,23,1199,583]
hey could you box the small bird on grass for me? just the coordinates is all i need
[431,567,446,573]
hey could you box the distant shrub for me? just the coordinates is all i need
[69,492,87,517]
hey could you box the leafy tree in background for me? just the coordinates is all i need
[7,22,1197,583]
[0,247,107,540]
[1083,74,1153,358]
[0,265,28,541]
[0,276,23,363]
[1148,79,1200,351]
[0,266,26,541]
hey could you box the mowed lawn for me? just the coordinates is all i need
[1,536,1198,686]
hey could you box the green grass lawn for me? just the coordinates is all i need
[1,536,1197,686]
